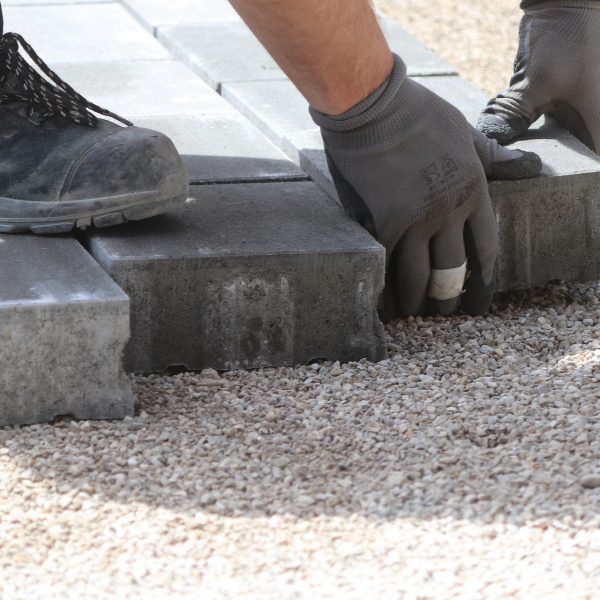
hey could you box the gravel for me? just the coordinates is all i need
[375,0,521,96]
[2,3,600,599]
[2,280,600,598]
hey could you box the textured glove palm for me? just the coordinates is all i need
[479,1,600,152]
[311,54,541,319]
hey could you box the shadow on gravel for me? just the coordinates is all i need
[2,266,600,527]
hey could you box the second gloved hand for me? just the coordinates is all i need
[478,1,600,152]
[310,54,541,319]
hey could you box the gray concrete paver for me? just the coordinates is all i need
[50,60,235,119]
[120,0,240,33]
[134,114,306,184]
[3,3,170,63]
[0,236,133,426]
[87,182,386,373]
[378,14,458,76]
[158,21,286,91]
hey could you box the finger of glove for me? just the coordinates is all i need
[472,126,541,180]
[462,197,499,316]
[477,15,539,145]
[391,234,431,317]
[427,221,467,316]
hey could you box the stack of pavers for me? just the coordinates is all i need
[2,0,600,426]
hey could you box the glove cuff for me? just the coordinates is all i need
[309,53,407,133]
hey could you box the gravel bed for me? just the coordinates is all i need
[2,281,600,598]
[2,3,600,598]
[375,0,521,96]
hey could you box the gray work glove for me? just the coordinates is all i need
[479,1,600,152]
[310,54,541,320]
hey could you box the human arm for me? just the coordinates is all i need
[230,0,542,317]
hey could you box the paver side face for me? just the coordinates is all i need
[0,237,133,426]
[88,183,386,372]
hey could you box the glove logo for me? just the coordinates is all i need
[421,154,458,189]
[441,154,458,178]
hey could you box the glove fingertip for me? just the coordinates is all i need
[489,150,542,180]
[477,113,528,145]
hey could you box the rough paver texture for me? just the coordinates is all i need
[2,3,169,64]
[2,282,600,597]
[133,114,306,183]
[0,236,133,426]
[87,182,386,373]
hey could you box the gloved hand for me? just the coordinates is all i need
[310,54,541,319]
[478,1,600,152]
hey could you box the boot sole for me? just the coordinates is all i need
[0,173,187,235]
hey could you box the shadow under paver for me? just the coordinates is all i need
[0,236,133,427]
[3,3,170,64]
[87,182,386,373]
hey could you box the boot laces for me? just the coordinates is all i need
[0,32,132,127]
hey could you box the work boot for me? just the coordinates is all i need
[0,6,188,234]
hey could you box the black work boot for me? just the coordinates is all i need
[0,5,188,234]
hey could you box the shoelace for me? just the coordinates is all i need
[0,31,132,127]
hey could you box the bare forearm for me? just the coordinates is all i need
[229,0,394,115]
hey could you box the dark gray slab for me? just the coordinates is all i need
[158,21,286,91]
[0,236,133,426]
[50,60,234,119]
[121,0,241,33]
[3,4,169,63]
[378,15,457,77]
[87,182,386,372]
[134,114,306,184]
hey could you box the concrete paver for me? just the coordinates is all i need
[121,0,240,33]
[2,3,170,64]
[158,21,286,91]
[378,14,457,76]
[50,60,235,119]
[0,236,133,426]
[87,182,386,373]
[134,114,307,184]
